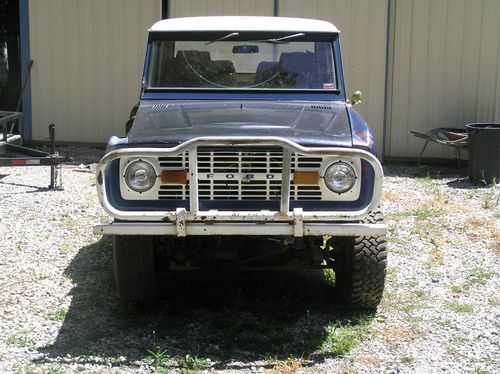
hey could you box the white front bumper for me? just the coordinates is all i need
[93,208,386,237]
[94,222,386,237]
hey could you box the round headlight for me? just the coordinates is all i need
[324,162,356,193]
[125,160,157,192]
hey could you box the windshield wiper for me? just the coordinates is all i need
[204,32,239,45]
[262,32,305,44]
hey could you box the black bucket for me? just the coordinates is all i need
[466,123,500,183]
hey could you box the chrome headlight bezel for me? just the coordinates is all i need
[323,161,357,194]
[124,159,157,193]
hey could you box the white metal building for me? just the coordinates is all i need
[20,0,500,159]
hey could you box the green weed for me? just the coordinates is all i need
[416,173,433,184]
[178,354,208,373]
[59,243,70,254]
[6,329,35,349]
[47,308,67,321]
[472,369,492,374]
[147,347,171,373]
[388,207,443,221]
[451,285,464,294]
[446,301,474,314]
[321,317,372,356]
[323,269,335,285]
[466,268,496,286]
[321,323,356,355]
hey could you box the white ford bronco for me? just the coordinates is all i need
[94,16,387,308]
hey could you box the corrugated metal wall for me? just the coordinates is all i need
[29,0,161,142]
[27,0,500,160]
[387,0,500,158]
[170,0,274,17]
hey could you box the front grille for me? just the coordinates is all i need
[157,148,324,201]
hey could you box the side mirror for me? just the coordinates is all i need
[350,91,363,106]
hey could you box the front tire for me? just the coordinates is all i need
[113,235,158,305]
[327,210,387,309]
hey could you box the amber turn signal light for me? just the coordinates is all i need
[293,171,319,185]
[161,170,187,184]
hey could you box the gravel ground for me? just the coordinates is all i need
[0,146,498,374]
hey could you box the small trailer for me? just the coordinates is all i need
[0,111,72,190]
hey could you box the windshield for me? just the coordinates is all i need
[146,38,337,90]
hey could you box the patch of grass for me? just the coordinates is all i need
[59,243,70,254]
[178,354,209,373]
[482,194,497,209]
[450,285,464,294]
[413,289,430,300]
[60,210,80,229]
[147,346,172,374]
[6,329,35,349]
[323,269,335,285]
[322,323,357,355]
[479,178,499,209]
[47,308,67,321]
[390,246,413,255]
[466,268,496,286]
[436,318,458,331]
[400,300,421,316]
[321,316,372,355]
[426,269,443,281]
[400,355,414,364]
[472,369,492,374]
[415,173,433,184]
[445,301,474,314]
[413,207,443,220]
[465,190,480,199]
[449,268,496,295]
[386,224,413,248]
[388,207,443,222]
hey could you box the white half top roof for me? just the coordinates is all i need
[149,16,339,34]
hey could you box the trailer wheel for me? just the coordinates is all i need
[113,235,158,305]
[327,210,387,309]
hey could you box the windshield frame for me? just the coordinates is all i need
[142,31,345,100]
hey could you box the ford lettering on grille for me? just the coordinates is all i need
[203,173,278,181]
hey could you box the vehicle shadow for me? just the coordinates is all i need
[0,179,54,193]
[381,163,494,191]
[37,236,375,370]
[382,163,468,180]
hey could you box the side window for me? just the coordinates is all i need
[148,42,175,87]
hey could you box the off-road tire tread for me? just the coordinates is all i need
[342,210,387,309]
